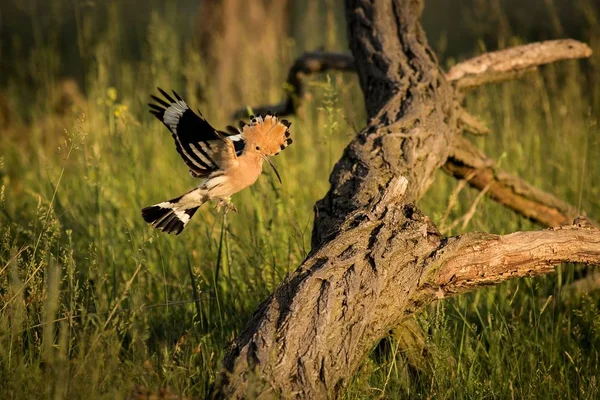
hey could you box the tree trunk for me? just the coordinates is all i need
[312,0,457,247]
[213,1,599,398]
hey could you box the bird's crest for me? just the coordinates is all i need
[240,115,293,156]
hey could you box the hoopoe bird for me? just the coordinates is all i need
[142,88,292,235]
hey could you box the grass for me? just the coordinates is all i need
[0,1,599,399]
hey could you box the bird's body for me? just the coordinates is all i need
[203,150,264,199]
[142,88,292,235]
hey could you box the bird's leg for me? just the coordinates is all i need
[216,197,238,214]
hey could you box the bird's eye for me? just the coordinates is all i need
[255,146,260,150]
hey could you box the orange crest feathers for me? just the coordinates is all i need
[242,115,292,156]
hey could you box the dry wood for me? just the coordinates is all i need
[457,109,490,135]
[216,177,600,399]
[445,135,597,228]
[559,271,600,299]
[446,39,593,89]
[234,40,591,118]
[426,225,600,295]
[230,39,592,228]
[213,1,599,398]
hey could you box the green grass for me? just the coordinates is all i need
[1,1,600,399]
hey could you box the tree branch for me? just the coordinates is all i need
[233,40,591,118]
[444,135,597,228]
[424,224,600,297]
[216,176,600,398]
[310,0,457,247]
[457,109,490,136]
[231,52,355,119]
[560,271,600,299]
[231,41,592,228]
[446,39,593,89]
[215,1,597,398]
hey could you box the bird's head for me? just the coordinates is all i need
[242,115,292,156]
[239,115,293,182]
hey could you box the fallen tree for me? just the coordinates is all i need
[214,1,599,398]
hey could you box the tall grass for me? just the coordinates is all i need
[0,1,599,399]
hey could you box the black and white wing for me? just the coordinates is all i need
[148,88,244,177]
[224,125,246,157]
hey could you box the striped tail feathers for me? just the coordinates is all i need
[242,114,293,156]
[141,203,198,235]
[142,189,207,235]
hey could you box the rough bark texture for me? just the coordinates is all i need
[217,179,600,399]
[219,178,449,399]
[213,1,598,398]
[237,43,593,229]
[426,225,600,295]
[312,0,457,247]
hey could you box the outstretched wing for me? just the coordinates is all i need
[148,88,241,177]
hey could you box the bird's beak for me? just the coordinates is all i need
[260,153,282,184]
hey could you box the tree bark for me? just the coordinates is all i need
[233,43,593,229]
[312,0,457,247]
[213,1,599,398]
[445,39,592,89]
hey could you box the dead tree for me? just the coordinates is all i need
[214,1,600,398]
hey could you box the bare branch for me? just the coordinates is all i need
[444,135,596,228]
[446,39,592,89]
[560,271,600,299]
[457,109,490,136]
[232,40,591,120]
[232,52,354,119]
[217,198,600,399]
[427,224,600,296]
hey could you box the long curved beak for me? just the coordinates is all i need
[260,153,282,184]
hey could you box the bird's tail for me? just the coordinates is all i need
[142,188,208,235]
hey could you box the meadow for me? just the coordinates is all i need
[1,0,600,398]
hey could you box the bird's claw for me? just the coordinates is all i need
[216,198,238,214]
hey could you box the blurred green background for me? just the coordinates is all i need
[0,0,599,398]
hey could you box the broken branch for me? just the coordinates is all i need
[233,40,591,119]
[444,135,596,228]
[446,39,593,89]
[216,1,597,397]
[428,224,600,296]
[560,271,600,299]
[457,109,490,135]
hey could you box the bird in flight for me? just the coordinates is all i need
[142,88,293,235]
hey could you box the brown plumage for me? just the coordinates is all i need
[142,89,293,235]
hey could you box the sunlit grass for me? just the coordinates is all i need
[0,1,599,399]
